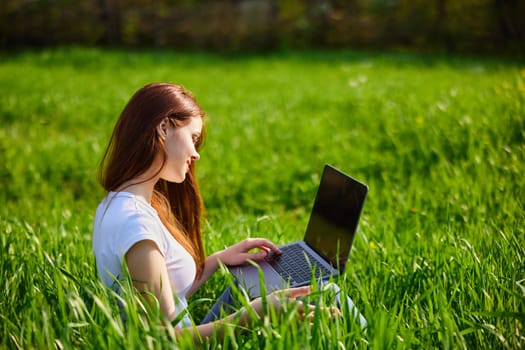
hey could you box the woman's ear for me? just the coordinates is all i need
[157,118,169,140]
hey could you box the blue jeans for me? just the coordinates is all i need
[200,280,367,330]
[200,282,239,324]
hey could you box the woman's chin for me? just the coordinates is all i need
[163,174,186,184]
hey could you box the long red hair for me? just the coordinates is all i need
[99,82,206,278]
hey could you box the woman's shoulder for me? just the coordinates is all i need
[95,192,160,229]
[103,191,153,211]
[93,191,168,252]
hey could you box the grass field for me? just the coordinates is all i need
[0,48,524,349]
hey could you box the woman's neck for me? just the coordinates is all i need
[116,156,163,203]
[116,175,158,204]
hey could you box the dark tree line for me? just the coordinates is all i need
[0,0,523,55]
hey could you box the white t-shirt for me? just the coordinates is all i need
[92,191,196,327]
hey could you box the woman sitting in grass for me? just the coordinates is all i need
[92,82,337,342]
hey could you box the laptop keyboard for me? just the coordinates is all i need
[264,244,331,284]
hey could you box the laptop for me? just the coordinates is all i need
[229,164,368,298]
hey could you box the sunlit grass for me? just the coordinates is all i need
[0,47,524,348]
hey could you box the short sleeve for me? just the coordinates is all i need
[114,210,167,261]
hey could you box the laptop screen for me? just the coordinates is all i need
[304,165,368,271]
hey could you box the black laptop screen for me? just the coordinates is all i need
[304,165,368,270]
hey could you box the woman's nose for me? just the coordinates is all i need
[191,151,200,161]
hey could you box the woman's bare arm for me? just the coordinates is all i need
[186,238,282,297]
[126,240,180,320]
[126,240,319,343]
[125,241,258,341]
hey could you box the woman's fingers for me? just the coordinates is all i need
[256,288,343,324]
[281,285,312,298]
[250,250,269,260]
[243,238,281,254]
[296,302,342,321]
[296,300,318,314]
[226,238,282,263]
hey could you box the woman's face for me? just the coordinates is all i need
[159,116,202,183]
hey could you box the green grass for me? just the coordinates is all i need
[0,47,524,349]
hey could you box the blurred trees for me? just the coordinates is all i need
[0,0,523,55]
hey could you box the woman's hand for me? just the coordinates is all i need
[188,238,280,296]
[249,286,341,323]
[216,238,281,266]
